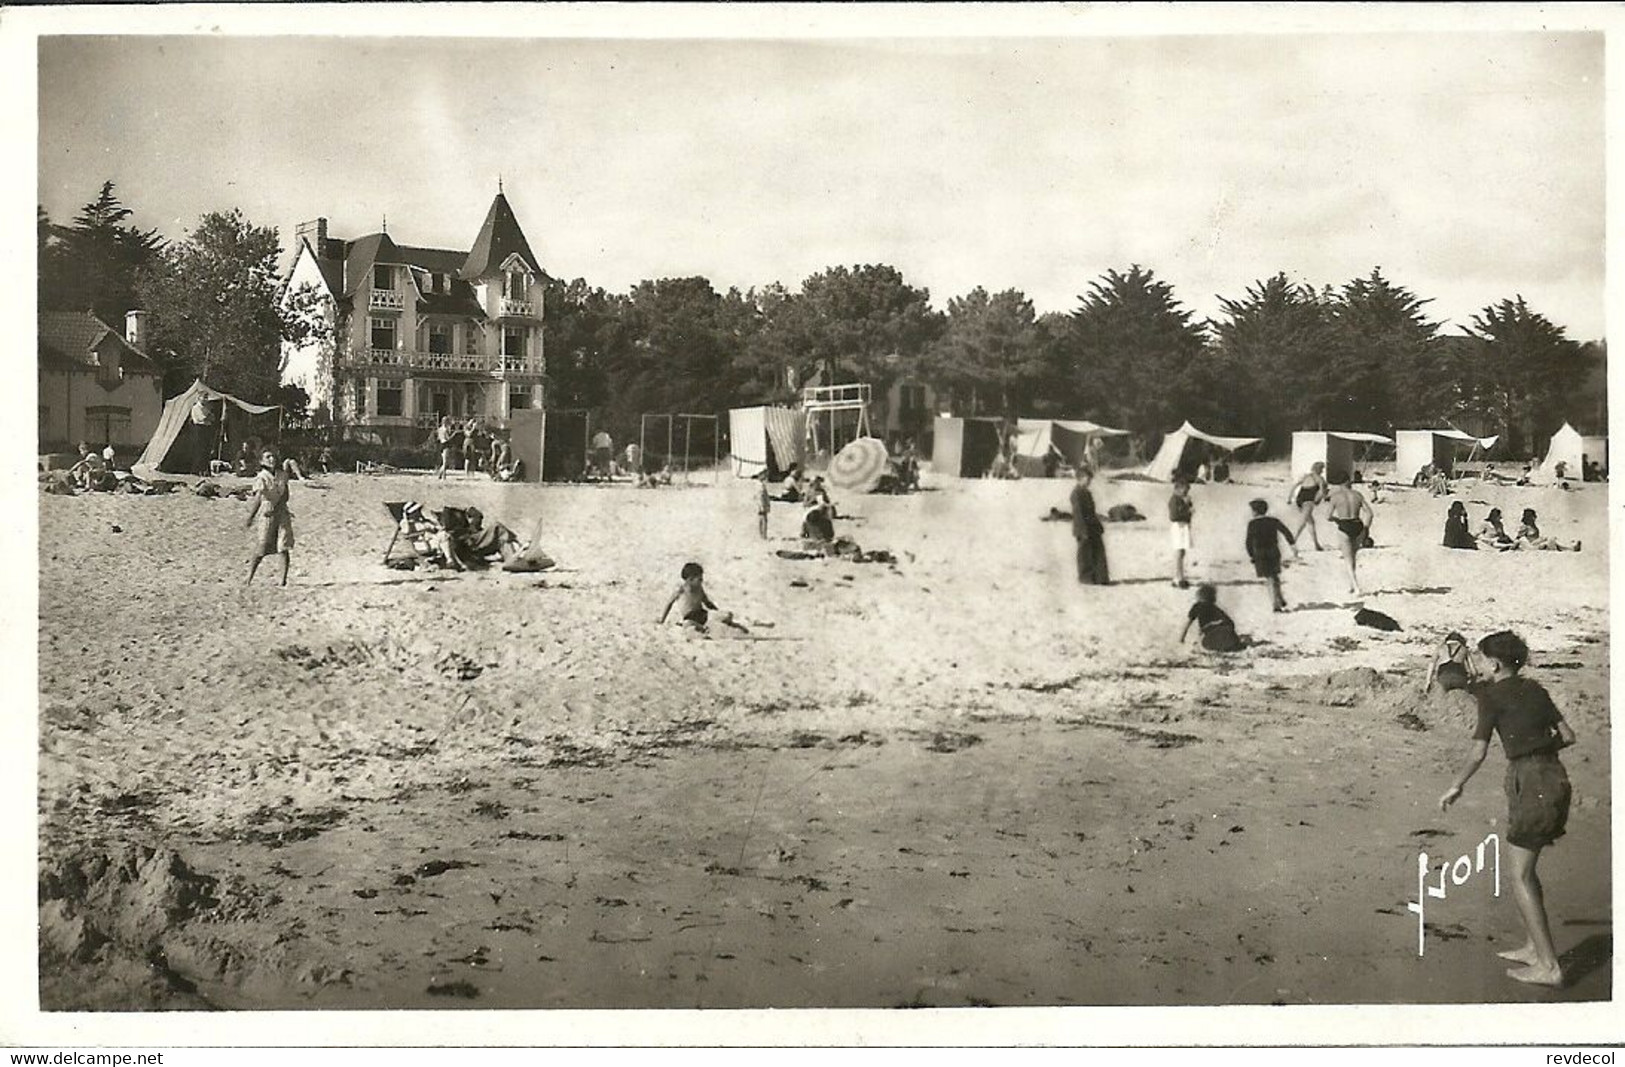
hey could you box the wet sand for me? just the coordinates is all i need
[36,466,1610,1009]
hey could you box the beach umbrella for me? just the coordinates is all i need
[829,437,889,493]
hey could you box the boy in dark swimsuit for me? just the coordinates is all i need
[659,562,729,631]
[1439,631,1576,987]
[1325,472,1374,596]
[1244,499,1295,612]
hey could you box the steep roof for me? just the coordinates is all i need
[395,244,467,274]
[342,232,406,296]
[38,311,162,376]
[460,192,539,280]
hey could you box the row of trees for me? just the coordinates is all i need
[41,182,1604,456]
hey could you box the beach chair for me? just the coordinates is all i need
[382,501,447,567]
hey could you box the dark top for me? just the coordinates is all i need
[1187,601,1233,632]
[1472,677,1565,759]
[1070,484,1102,538]
[1443,513,1476,549]
[1245,515,1294,562]
[1168,494,1193,524]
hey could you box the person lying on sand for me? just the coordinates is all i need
[1178,583,1243,653]
[1439,630,1576,988]
[658,562,740,632]
[1424,630,1481,694]
[1515,509,1580,552]
[439,507,522,569]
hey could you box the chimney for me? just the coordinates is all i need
[125,310,147,349]
[296,217,329,249]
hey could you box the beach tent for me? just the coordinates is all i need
[134,379,280,475]
[1394,429,1500,484]
[930,415,1004,477]
[1011,417,1131,477]
[1289,431,1394,482]
[1144,421,1262,482]
[728,405,804,478]
[1535,422,1607,483]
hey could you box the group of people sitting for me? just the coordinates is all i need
[392,501,552,572]
[1443,502,1580,552]
[65,441,119,492]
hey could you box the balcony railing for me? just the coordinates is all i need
[500,297,535,318]
[370,289,405,311]
[351,347,541,375]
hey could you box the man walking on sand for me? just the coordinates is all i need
[1071,465,1110,585]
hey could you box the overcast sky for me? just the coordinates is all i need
[37,31,1605,338]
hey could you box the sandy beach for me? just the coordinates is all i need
[36,464,1610,1009]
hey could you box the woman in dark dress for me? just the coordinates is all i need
[1442,500,1477,549]
[1070,466,1110,585]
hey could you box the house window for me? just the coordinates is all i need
[900,384,926,412]
[370,317,396,351]
[465,324,479,355]
[502,327,525,358]
[428,323,453,354]
[374,264,392,291]
[508,385,532,412]
[505,271,527,301]
[376,379,404,417]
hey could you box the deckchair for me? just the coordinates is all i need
[382,501,447,567]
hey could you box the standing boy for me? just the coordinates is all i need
[1168,477,1194,588]
[1244,498,1296,612]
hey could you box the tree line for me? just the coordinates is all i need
[41,182,1604,456]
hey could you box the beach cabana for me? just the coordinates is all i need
[929,415,1004,477]
[1011,417,1131,477]
[1394,429,1500,484]
[728,405,805,479]
[1144,421,1261,482]
[1289,431,1394,483]
[1535,422,1607,483]
[134,379,281,475]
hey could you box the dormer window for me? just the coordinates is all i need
[374,265,392,291]
[504,270,527,301]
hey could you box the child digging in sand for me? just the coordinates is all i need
[1439,630,1576,987]
[1244,499,1296,612]
[1178,583,1243,653]
[659,562,740,633]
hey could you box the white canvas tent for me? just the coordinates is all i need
[728,405,804,478]
[134,379,281,475]
[1393,428,1500,484]
[1145,421,1261,482]
[1289,431,1394,482]
[1535,422,1607,483]
[1011,417,1130,477]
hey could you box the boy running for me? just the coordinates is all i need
[1244,499,1296,612]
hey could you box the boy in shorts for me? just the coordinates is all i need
[1439,631,1577,987]
[1244,499,1296,612]
[1168,478,1193,588]
[659,562,729,631]
[1177,583,1242,653]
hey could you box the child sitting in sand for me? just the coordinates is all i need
[1438,630,1577,988]
[1424,630,1481,693]
[1244,499,1296,613]
[1178,583,1243,653]
[659,562,732,632]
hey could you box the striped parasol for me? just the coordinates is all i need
[828,437,890,493]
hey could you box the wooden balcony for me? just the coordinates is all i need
[499,297,537,318]
[349,347,541,377]
[370,289,405,311]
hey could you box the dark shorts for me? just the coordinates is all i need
[1504,751,1571,850]
[1252,556,1282,579]
[1201,623,1242,653]
[1295,487,1318,507]
[683,607,709,627]
[1334,518,1366,544]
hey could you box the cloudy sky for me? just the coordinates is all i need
[37,28,1605,337]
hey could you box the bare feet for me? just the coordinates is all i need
[1497,943,1539,965]
[1506,963,1564,987]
